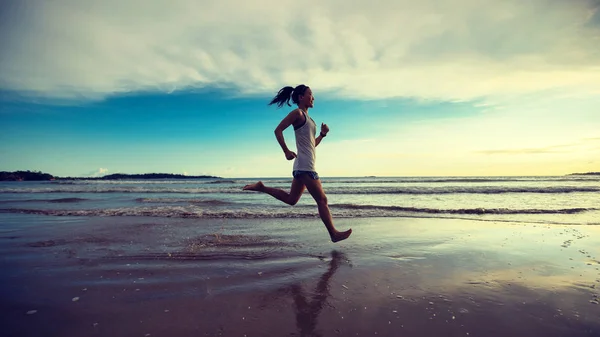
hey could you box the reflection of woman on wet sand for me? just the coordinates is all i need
[290,250,347,337]
[243,85,352,243]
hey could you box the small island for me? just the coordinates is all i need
[568,172,600,176]
[0,170,221,181]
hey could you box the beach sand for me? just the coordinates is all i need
[1,214,600,337]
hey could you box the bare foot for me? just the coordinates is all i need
[331,229,352,243]
[243,181,264,191]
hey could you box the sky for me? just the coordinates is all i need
[1,0,599,178]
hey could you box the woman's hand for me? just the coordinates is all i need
[320,123,329,136]
[285,150,297,161]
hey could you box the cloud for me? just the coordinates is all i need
[86,168,109,177]
[475,145,575,155]
[1,0,599,102]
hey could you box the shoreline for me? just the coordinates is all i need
[1,215,599,336]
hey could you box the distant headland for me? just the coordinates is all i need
[0,170,221,181]
[0,171,55,181]
[567,172,600,176]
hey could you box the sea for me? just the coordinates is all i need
[0,175,598,226]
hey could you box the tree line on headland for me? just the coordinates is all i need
[0,171,55,181]
[0,170,221,181]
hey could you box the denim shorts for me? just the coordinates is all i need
[292,170,320,180]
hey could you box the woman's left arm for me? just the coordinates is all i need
[316,123,329,147]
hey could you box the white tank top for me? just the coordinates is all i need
[293,110,317,172]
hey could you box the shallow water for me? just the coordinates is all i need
[2,213,600,337]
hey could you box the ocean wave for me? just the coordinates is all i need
[314,177,600,184]
[329,203,596,215]
[0,187,241,194]
[0,197,89,204]
[204,180,237,184]
[1,186,597,195]
[135,198,235,206]
[46,197,88,203]
[0,207,317,218]
[326,186,600,194]
[1,204,595,219]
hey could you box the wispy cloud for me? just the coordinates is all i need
[474,137,600,155]
[1,0,599,102]
[476,145,574,155]
[85,168,109,177]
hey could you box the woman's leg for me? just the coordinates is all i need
[298,175,352,242]
[243,178,306,206]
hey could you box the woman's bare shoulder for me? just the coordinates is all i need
[287,108,303,118]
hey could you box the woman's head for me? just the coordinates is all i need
[268,84,314,109]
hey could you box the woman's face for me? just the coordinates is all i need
[300,87,314,108]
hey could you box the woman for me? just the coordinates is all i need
[243,84,352,243]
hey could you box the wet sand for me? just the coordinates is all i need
[1,214,600,337]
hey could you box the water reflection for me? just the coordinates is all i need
[289,250,349,337]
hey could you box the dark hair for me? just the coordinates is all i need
[268,84,309,108]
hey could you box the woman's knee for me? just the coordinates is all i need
[288,197,300,206]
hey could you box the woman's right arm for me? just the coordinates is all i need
[274,109,301,160]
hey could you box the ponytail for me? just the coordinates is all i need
[268,84,309,108]
[268,86,294,108]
